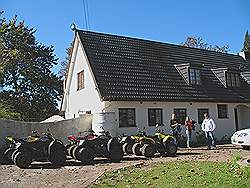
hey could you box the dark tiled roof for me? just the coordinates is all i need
[78,30,250,102]
[241,63,250,84]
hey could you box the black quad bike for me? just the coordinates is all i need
[66,131,123,164]
[4,130,66,168]
[65,131,94,158]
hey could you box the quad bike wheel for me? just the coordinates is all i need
[3,148,15,164]
[141,144,155,158]
[48,141,66,166]
[109,145,124,162]
[49,149,66,166]
[122,143,133,154]
[78,147,94,164]
[11,149,19,162]
[132,143,142,156]
[67,145,76,157]
[13,151,32,168]
[72,146,82,160]
[164,139,177,156]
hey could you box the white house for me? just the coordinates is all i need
[61,29,250,141]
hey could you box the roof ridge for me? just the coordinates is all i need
[76,29,242,58]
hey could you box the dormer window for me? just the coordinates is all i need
[226,72,240,87]
[189,68,201,85]
[175,63,203,86]
[212,68,241,88]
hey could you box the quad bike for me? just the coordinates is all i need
[66,130,123,164]
[121,128,156,158]
[121,126,178,157]
[120,135,136,155]
[153,125,178,156]
[65,131,95,157]
[3,130,66,168]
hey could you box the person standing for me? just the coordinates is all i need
[170,113,181,145]
[185,117,196,148]
[201,113,216,149]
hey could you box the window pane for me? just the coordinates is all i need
[226,73,231,87]
[77,70,84,90]
[231,73,236,87]
[198,108,209,124]
[217,104,228,119]
[174,108,187,125]
[148,108,163,126]
[155,109,162,124]
[189,68,201,85]
[195,69,201,85]
[119,108,136,127]
[189,68,195,84]
[226,72,240,88]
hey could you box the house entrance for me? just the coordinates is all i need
[234,108,239,131]
[234,104,250,130]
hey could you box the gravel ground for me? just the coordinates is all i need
[0,144,249,188]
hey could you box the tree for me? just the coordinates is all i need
[181,36,230,53]
[242,31,250,60]
[59,42,73,78]
[242,30,250,52]
[0,100,22,120]
[0,13,62,121]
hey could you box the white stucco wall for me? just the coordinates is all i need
[0,115,92,150]
[64,37,104,119]
[103,101,250,140]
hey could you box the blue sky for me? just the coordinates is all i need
[1,0,250,73]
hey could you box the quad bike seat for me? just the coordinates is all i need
[84,134,97,140]
[25,136,39,143]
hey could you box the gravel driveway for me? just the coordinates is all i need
[0,144,249,188]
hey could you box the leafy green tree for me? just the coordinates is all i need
[242,30,249,52]
[59,42,73,78]
[0,13,62,121]
[242,31,250,60]
[182,36,230,53]
[0,100,22,120]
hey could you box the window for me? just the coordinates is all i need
[119,108,136,127]
[189,68,201,85]
[226,72,240,87]
[173,108,187,125]
[77,70,84,90]
[148,108,163,126]
[197,108,209,124]
[217,104,228,119]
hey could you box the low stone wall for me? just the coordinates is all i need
[0,114,92,150]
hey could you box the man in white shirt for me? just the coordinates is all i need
[201,113,216,149]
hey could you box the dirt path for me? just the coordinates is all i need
[0,144,249,188]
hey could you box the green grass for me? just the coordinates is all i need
[92,160,250,188]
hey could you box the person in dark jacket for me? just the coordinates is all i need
[170,113,181,145]
[185,117,196,148]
